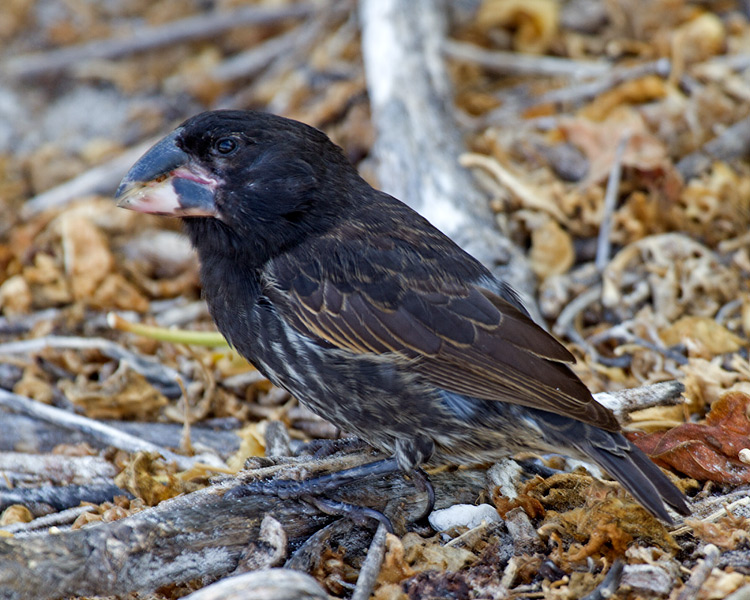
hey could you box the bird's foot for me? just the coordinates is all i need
[303,495,395,533]
[409,468,436,522]
[225,457,434,533]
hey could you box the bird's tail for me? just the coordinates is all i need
[537,412,690,522]
[575,428,690,522]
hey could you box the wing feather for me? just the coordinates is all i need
[266,254,619,431]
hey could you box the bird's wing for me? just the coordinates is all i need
[266,251,619,432]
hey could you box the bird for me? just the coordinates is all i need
[115,109,690,523]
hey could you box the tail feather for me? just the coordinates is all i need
[580,431,690,523]
[536,410,690,522]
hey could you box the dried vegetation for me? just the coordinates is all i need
[1,0,750,599]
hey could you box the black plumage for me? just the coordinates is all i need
[116,110,690,522]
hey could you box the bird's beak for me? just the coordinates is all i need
[115,129,220,218]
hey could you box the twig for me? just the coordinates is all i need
[677,115,750,179]
[580,559,625,600]
[0,335,184,396]
[218,9,341,112]
[211,30,299,85]
[6,3,315,79]
[587,323,689,366]
[351,523,389,600]
[0,389,223,470]
[150,299,209,327]
[673,494,750,536]
[482,59,670,123]
[20,139,158,219]
[552,283,603,352]
[0,452,117,486]
[675,544,720,600]
[594,381,685,423]
[696,52,750,74]
[108,313,227,347]
[0,482,129,514]
[443,39,610,79]
[0,506,95,535]
[0,308,63,335]
[596,133,630,272]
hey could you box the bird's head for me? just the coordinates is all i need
[116,110,360,260]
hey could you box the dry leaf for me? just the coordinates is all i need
[59,364,168,420]
[0,505,33,526]
[560,108,674,187]
[476,0,559,54]
[530,218,575,279]
[628,391,750,483]
[0,274,32,315]
[114,451,183,506]
[60,213,114,302]
[660,316,745,356]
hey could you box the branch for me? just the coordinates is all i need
[6,4,314,79]
[0,452,485,600]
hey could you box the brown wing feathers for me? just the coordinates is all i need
[268,258,620,432]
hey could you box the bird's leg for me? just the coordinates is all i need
[224,456,434,531]
[225,457,402,500]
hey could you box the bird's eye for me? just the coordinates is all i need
[214,137,238,155]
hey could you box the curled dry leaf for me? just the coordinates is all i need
[61,212,149,311]
[114,451,183,506]
[674,163,750,247]
[0,274,32,315]
[682,358,743,413]
[476,0,559,54]
[627,391,750,484]
[60,212,114,301]
[689,510,750,551]
[529,218,575,279]
[660,316,745,357]
[670,12,726,81]
[559,107,673,186]
[0,504,33,526]
[602,233,738,321]
[402,532,477,573]
[59,363,168,420]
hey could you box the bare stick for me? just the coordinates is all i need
[351,523,389,600]
[482,59,670,123]
[596,133,630,271]
[443,39,610,79]
[0,335,183,393]
[677,115,750,179]
[0,389,223,470]
[20,139,158,219]
[675,545,720,600]
[6,3,315,79]
[594,381,685,423]
[1,506,95,535]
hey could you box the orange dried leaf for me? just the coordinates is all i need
[628,391,750,483]
[660,316,745,356]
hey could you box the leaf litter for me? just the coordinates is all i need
[2,0,750,598]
